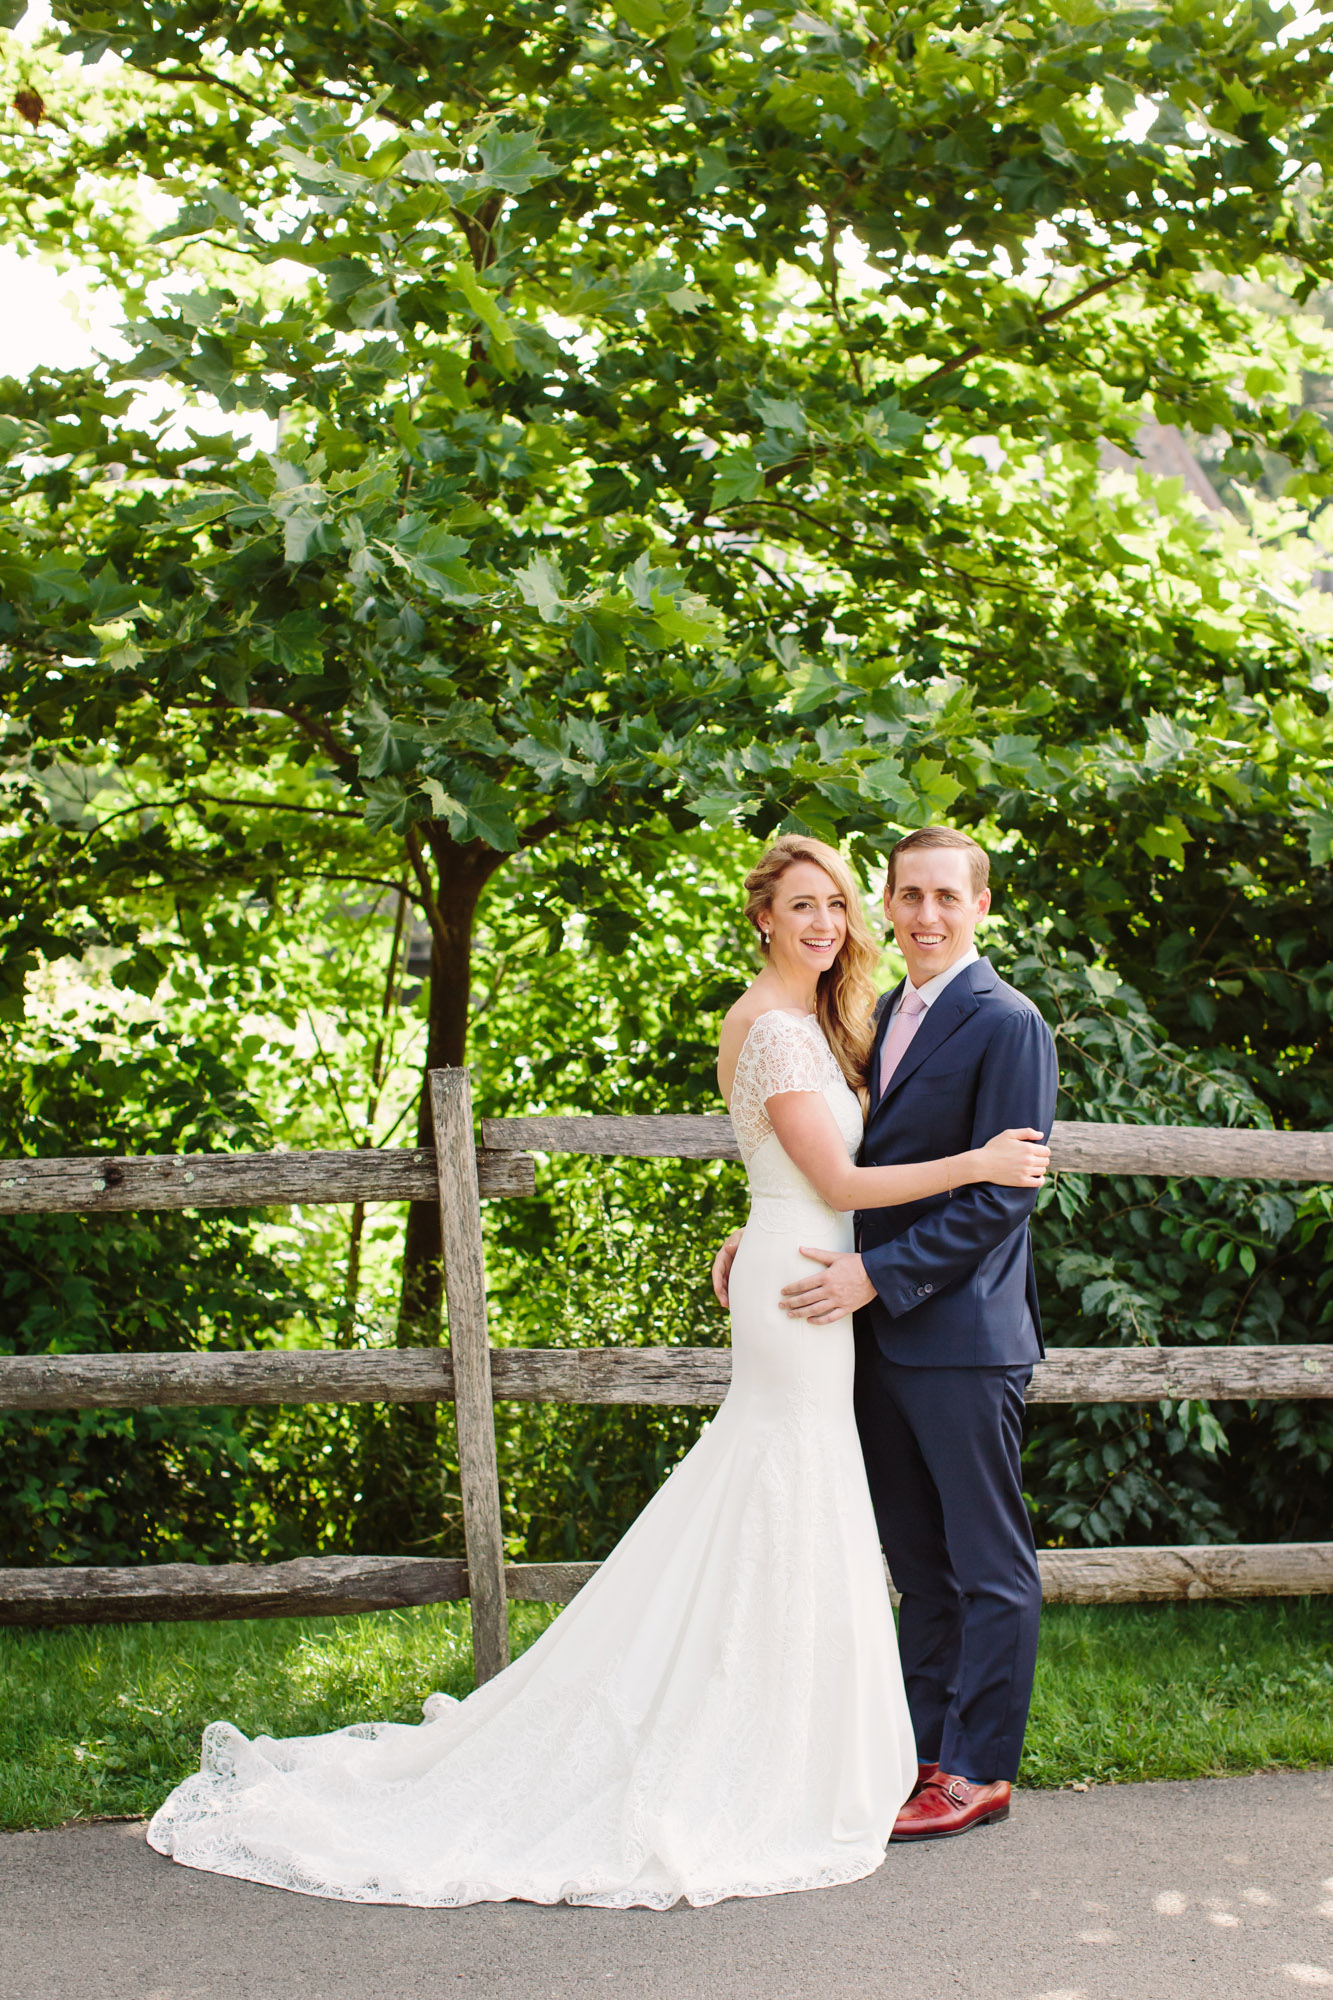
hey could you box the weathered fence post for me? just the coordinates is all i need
[430,1067,509,1685]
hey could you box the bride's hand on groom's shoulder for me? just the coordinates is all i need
[711,1229,743,1308]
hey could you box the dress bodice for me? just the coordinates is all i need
[728,1010,864,1205]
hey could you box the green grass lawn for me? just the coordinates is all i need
[1,1598,1329,1831]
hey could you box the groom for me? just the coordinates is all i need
[714,826,1058,1841]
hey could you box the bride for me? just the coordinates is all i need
[148,835,1049,1909]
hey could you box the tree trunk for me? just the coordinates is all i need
[397,827,506,1340]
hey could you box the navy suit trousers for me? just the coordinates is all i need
[853,1343,1041,1784]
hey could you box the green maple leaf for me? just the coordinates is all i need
[711,449,763,506]
[475,130,559,195]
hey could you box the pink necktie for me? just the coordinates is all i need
[879,991,927,1096]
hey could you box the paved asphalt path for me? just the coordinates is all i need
[2,1770,1331,2000]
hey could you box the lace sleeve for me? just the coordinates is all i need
[740,1012,833,1100]
[729,1012,838,1161]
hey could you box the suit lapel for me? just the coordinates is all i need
[868,958,991,1124]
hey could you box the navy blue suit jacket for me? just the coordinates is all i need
[856,957,1058,1369]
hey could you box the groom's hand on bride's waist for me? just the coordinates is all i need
[782,1249,877,1324]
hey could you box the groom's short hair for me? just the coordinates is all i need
[886,827,990,897]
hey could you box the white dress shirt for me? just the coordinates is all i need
[885,944,980,1025]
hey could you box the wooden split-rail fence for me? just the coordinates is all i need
[2,1069,1331,1685]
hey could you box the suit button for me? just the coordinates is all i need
[924,1284,934,1294]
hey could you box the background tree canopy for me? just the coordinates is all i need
[2,0,1332,1566]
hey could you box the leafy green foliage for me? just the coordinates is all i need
[2,0,1333,1567]
[1015,938,1333,1547]
[7,0,1333,940]
[0,1017,314,1563]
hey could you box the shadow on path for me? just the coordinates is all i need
[2,1770,1331,2000]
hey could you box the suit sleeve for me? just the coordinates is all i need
[859,1006,1058,1319]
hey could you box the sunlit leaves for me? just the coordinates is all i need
[470,129,559,197]
[419,769,520,849]
[512,553,570,624]
[454,264,515,371]
[6,0,1333,1135]
[1302,805,1333,866]
[1136,817,1191,868]
[710,449,764,507]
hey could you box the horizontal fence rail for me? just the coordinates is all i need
[3,1541,1329,1630]
[0,1557,592,1629]
[1,1343,1329,1412]
[0,1144,534,1212]
[7,1118,1333,1225]
[3,1089,1332,1656]
[483,1114,1333,1182]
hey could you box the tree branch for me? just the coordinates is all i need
[196,792,361,818]
[65,790,363,853]
[131,61,269,113]
[404,822,452,958]
[303,1006,360,1148]
[731,495,865,549]
[312,870,416,895]
[738,548,799,593]
[1191,892,1240,960]
[819,207,865,396]
[263,51,416,128]
[457,191,506,273]
[517,811,561,851]
[271,705,360,777]
[914,270,1133,390]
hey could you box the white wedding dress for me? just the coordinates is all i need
[147,1009,917,1907]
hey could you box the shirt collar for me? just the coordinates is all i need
[902,944,980,1012]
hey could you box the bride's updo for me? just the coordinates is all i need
[743,835,879,1091]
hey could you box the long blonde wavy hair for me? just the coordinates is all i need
[743,835,879,1090]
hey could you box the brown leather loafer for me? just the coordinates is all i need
[890,1773,1011,1842]
[910,1760,940,1799]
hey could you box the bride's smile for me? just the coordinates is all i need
[755,860,849,1007]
